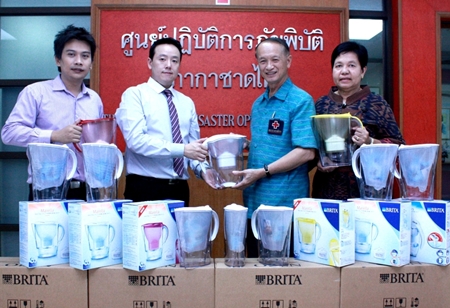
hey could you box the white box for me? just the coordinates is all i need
[19,201,77,268]
[68,199,130,270]
[293,198,355,267]
[410,200,450,265]
[122,200,183,272]
[351,198,411,266]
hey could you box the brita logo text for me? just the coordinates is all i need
[381,207,399,213]
[255,274,302,285]
[427,208,445,213]
[379,272,424,284]
[128,275,176,286]
[2,274,49,285]
[323,208,338,213]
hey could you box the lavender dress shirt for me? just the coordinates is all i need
[1,75,103,182]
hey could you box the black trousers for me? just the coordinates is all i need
[124,174,190,206]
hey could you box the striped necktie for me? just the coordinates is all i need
[163,89,184,177]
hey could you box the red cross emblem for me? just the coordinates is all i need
[271,120,280,129]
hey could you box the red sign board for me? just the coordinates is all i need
[99,8,343,149]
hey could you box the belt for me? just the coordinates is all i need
[69,180,85,189]
[128,174,185,185]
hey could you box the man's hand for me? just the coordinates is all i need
[231,168,266,190]
[50,121,82,144]
[184,138,208,161]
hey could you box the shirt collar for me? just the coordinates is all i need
[148,77,174,95]
[263,77,293,102]
[52,74,89,96]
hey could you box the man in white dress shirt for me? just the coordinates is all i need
[116,37,215,205]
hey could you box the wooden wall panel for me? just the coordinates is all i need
[92,0,347,258]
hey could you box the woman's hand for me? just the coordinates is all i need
[352,126,371,146]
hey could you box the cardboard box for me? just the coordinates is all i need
[68,199,131,270]
[340,261,450,308]
[293,198,355,267]
[215,258,340,308]
[0,257,88,308]
[122,200,183,272]
[19,200,79,268]
[351,198,411,266]
[410,200,450,265]
[88,262,214,308]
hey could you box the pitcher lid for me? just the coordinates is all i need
[203,133,246,145]
[399,143,439,150]
[311,113,353,119]
[79,117,115,125]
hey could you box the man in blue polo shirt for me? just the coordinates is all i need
[233,37,318,257]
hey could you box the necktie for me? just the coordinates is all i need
[163,89,184,177]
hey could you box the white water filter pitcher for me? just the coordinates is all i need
[82,143,123,202]
[352,144,399,200]
[251,204,293,266]
[312,113,363,167]
[397,144,439,200]
[174,205,219,268]
[201,134,246,188]
[224,203,248,267]
[27,143,77,201]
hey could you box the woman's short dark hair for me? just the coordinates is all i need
[54,25,96,61]
[331,41,368,69]
[149,37,183,62]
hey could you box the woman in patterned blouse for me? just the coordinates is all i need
[311,41,405,200]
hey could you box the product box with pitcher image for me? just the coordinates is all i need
[19,200,82,268]
[409,200,450,265]
[293,198,355,267]
[351,198,411,266]
[68,199,131,270]
[122,200,183,272]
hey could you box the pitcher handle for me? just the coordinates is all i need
[393,158,401,180]
[162,224,169,244]
[57,224,65,243]
[210,210,219,241]
[372,224,379,241]
[350,116,364,129]
[316,223,322,241]
[251,210,260,240]
[73,121,85,152]
[114,147,124,180]
[65,147,77,181]
[351,147,362,179]
[109,225,115,243]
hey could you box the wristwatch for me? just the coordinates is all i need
[263,164,271,177]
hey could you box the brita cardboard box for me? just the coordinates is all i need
[293,198,355,267]
[351,198,411,266]
[19,200,79,268]
[0,257,88,308]
[340,261,450,308]
[68,199,131,270]
[122,200,183,271]
[88,262,214,308]
[215,258,340,308]
[410,200,450,265]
